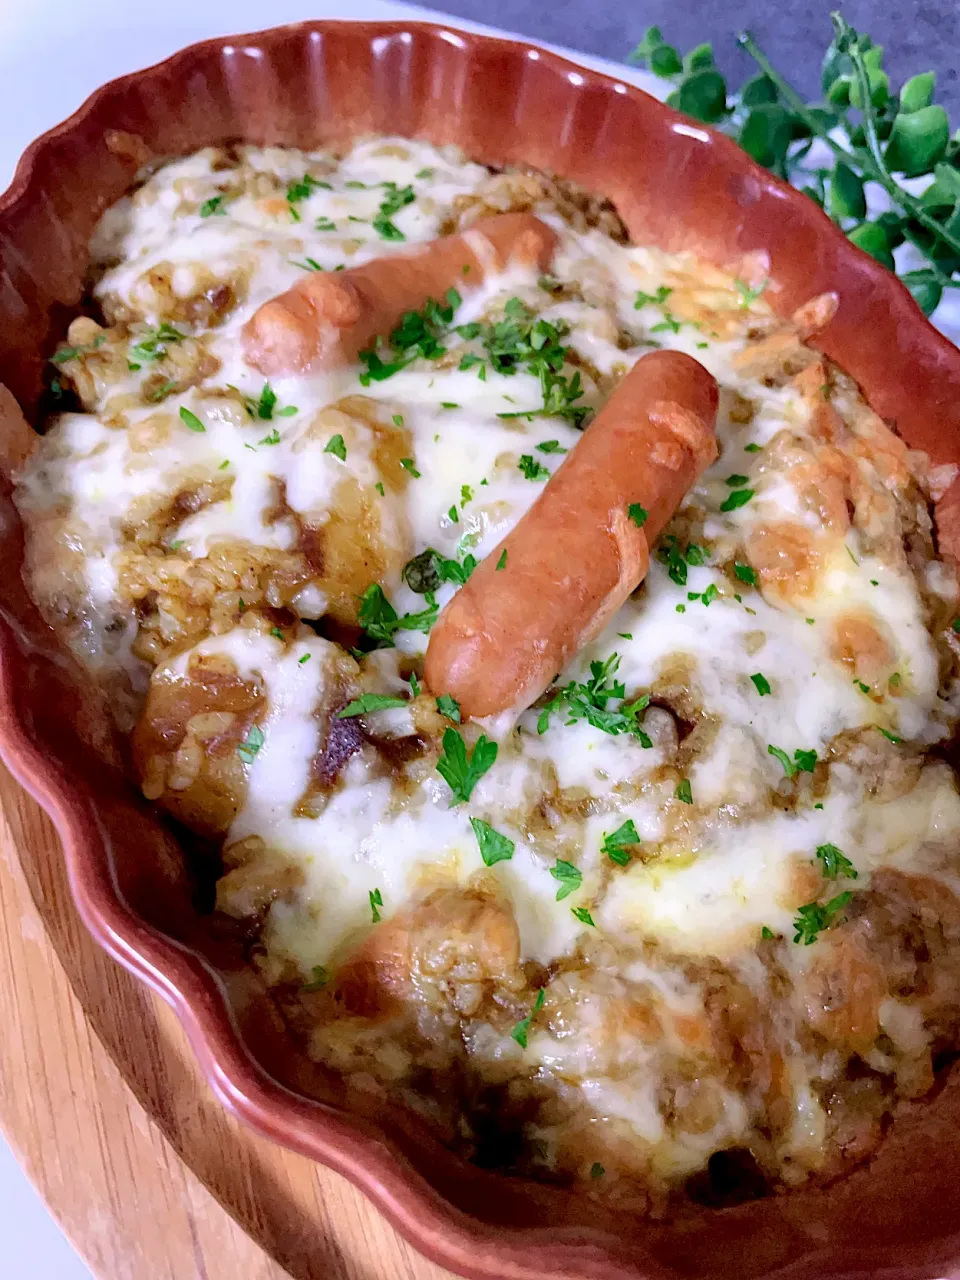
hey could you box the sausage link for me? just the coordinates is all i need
[423,350,719,719]
[242,213,558,375]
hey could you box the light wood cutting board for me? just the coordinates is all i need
[0,758,457,1280]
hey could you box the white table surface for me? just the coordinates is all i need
[0,3,657,1277]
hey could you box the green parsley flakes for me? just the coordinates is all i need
[571,907,596,927]
[435,694,461,723]
[815,843,858,880]
[550,858,582,901]
[627,503,649,528]
[236,724,265,764]
[400,457,421,477]
[199,195,227,217]
[793,892,852,945]
[470,817,515,867]
[436,728,498,805]
[510,988,545,1048]
[518,454,550,481]
[369,888,384,923]
[602,819,640,866]
[495,549,508,571]
[720,488,755,512]
[674,778,693,804]
[750,672,771,696]
[337,693,406,718]
[324,433,347,461]
[179,406,205,433]
[733,562,758,586]
[767,744,818,777]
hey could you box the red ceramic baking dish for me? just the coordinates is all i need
[4,20,960,1280]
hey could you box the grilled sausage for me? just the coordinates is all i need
[424,350,719,719]
[242,212,559,375]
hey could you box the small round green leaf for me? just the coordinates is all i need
[828,162,866,221]
[847,221,895,270]
[669,69,728,123]
[900,71,935,114]
[650,44,682,77]
[738,105,793,172]
[920,161,960,211]
[885,104,950,177]
[683,42,714,72]
[740,73,778,107]
[902,269,943,316]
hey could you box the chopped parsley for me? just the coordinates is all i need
[510,988,545,1048]
[657,535,707,587]
[301,965,328,992]
[400,457,421,477]
[750,672,771,696]
[536,653,650,743]
[725,473,750,486]
[735,277,767,307]
[146,379,177,402]
[484,299,588,427]
[337,693,406,718]
[369,888,384,924]
[293,257,324,272]
[590,1162,605,1179]
[255,383,277,420]
[815,843,858,880]
[372,181,416,240]
[356,583,439,649]
[633,285,672,308]
[460,484,473,505]
[436,694,461,723]
[602,819,640,866]
[199,195,227,217]
[286,173,327,216]
[470,817,515,866]
[744,442,762,452]
[878,727,902,744]
[571,907,596,927]
[627,503,648,528]
[793,892,852,945]
[720,488,755,512]
[314,215,337,231]
[129,323,184,365]
[402,547,477,593]
[550,858,582,901]
[768,744,818,777]
[760,926,775,940]
[537,439,568,454]
[733,562,758,585]
[518,454,550,481]
[496,549,508,571]
[448,505,459,522]
[298,654,311,665]
[674,778,693,804]
[324,433,347,461]
[436,728,498,805]
[179,406,205,433]
[236,724,265,764]
[359,291,459,384]
[409,673,421,697]
[259,428,281,445]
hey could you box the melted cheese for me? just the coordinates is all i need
[15,136,960,1192]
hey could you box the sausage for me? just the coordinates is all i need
[242,212,559,375]
[423,350,719,719]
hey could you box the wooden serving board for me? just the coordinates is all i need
[0,758,456,1280]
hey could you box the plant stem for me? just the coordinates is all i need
[736,30,960,262]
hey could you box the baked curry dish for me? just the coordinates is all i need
[15,136,960,1215]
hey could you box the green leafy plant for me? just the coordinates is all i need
[628,13,960,315]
